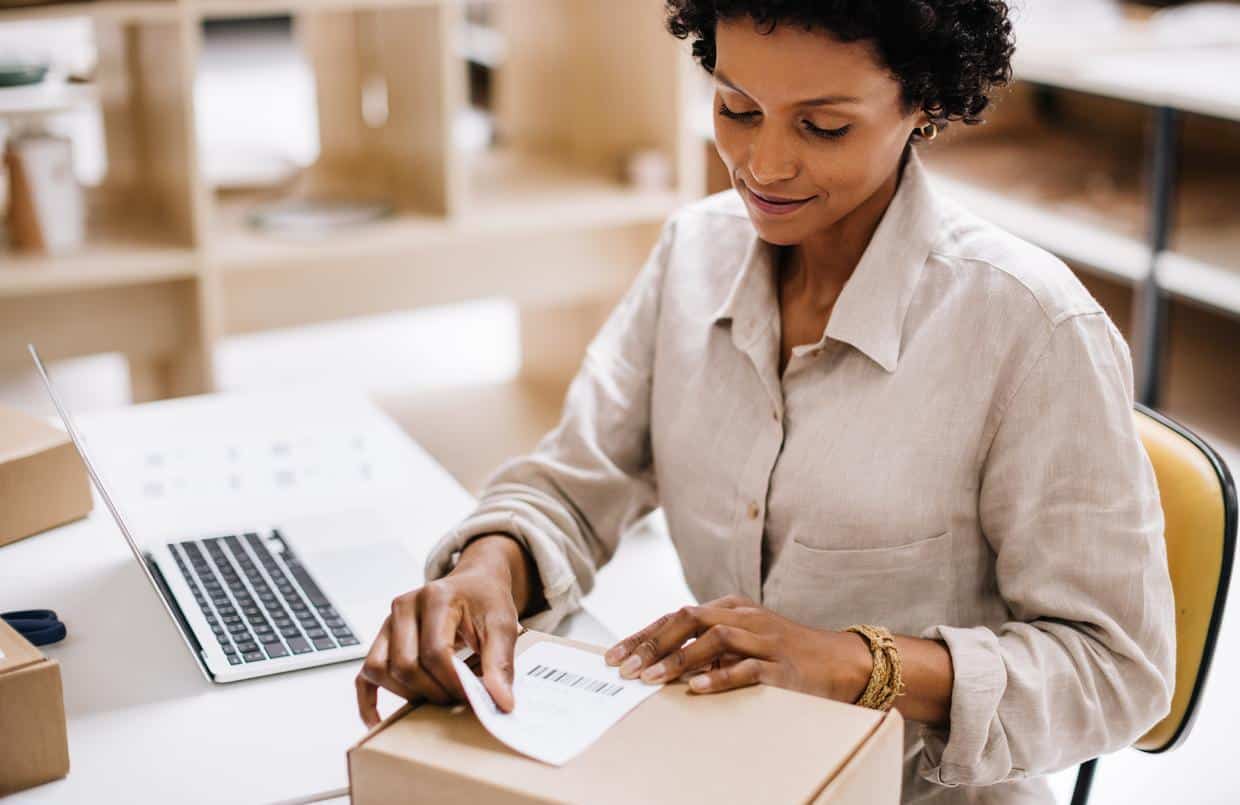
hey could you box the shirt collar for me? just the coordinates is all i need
[712,148,942,373]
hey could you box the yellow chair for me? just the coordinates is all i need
[1071,404,1237,804]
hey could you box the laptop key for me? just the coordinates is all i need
[242,650,265,663]
[280,627,301,638]
[312,637,336,651]
[331,627,354,639]
[265,643,289,659]
[339,636,360,647]
[286,560,330,608]
[305,628,326,639]
[287,637,312,655]
[237,641,258,653]
[227,655,242,666]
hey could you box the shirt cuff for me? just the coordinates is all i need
[917,624,1022,787]
[423,509,583,634]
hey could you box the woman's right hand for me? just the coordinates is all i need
[355,535,532,728]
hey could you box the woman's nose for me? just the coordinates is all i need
[747,127,798,186]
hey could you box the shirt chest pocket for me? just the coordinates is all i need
[763,530,954,636]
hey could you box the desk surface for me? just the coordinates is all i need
[0,390,617,805]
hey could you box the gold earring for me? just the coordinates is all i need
[917,122,938,141]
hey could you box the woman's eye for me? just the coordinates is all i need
[718,102,758,121]
[804,121,851,140]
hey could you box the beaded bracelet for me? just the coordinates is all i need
[845,624,907,712]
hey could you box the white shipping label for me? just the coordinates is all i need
[452,640,664,766]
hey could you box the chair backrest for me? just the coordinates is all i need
[1131,404,1236,753]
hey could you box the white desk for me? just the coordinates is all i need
[0,390,622,804]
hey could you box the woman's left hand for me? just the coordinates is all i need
[604,594,873,702]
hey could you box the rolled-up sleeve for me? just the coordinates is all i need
[917,311,1177,787]
[421,219,676,634]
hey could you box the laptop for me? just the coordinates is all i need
[29,343,457,683]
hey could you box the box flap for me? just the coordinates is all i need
[0,407,67,465]
[356,630,884,804]
[0,617,46,676]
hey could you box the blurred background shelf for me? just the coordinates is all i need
[0,234,196,297]
[186,0,446,20]
[0,1,179,23]
[0,0,701,401]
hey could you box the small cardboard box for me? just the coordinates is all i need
[0,405,92,549]
[349,630,903,804]
[0,618,70,796]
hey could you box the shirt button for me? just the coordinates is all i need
[747,501,761,520]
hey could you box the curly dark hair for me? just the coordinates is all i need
[666,0,1015,131]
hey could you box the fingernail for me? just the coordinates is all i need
[641,662,665,682]
[620,655,642,677]
[690,675,710,691]
[604,646,626,665]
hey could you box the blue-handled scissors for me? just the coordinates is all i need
[1,609,67,647]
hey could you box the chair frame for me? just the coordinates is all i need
[1070,403,1237,805]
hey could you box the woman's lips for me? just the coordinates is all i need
[743,183,816,216]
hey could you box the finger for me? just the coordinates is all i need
[606,607,698,677]
[386,597,422,690]
[687,657,771,694]
[607,605,746,677]
[677,651,744,681]
[360,618,420,704]
[642,624,774,683]
[700,593,756,610]
[477,611,519,713]
[387,596,454,706]
[419,590,468,702]
[356,673,380,728]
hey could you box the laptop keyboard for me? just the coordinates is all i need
[171,530,359,666]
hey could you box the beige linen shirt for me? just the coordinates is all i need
[424,150,1176,803]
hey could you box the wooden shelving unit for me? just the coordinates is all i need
[922,62,1240,325]
[0,0,704,400]
[915,13,1240,410]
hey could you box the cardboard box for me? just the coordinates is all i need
[0,618,70,795]
[0,405,92,548]
[349,630,903,804]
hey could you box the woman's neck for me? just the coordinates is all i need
[781,154,907,313]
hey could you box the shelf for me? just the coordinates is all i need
[0,249,196,296]
[0,1,180,23]
[1161,228,1240,317]
[1013,13,1240,123]
[921,131,1151,283]
[207,149,680,272]
[186,0,444,20]
[926,170,1150,284]
[458,148,682,231]
[0,214,197,297]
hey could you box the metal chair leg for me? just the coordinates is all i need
[1070,757,1099,805]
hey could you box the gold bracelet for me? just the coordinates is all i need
[845,625,907,712]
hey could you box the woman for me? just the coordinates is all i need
[357,2,1176,802]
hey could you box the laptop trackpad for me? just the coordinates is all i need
[302,540,423,608]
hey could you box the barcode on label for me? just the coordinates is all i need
[526,663,624,696]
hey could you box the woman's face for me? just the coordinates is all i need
[712,17,925,246]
